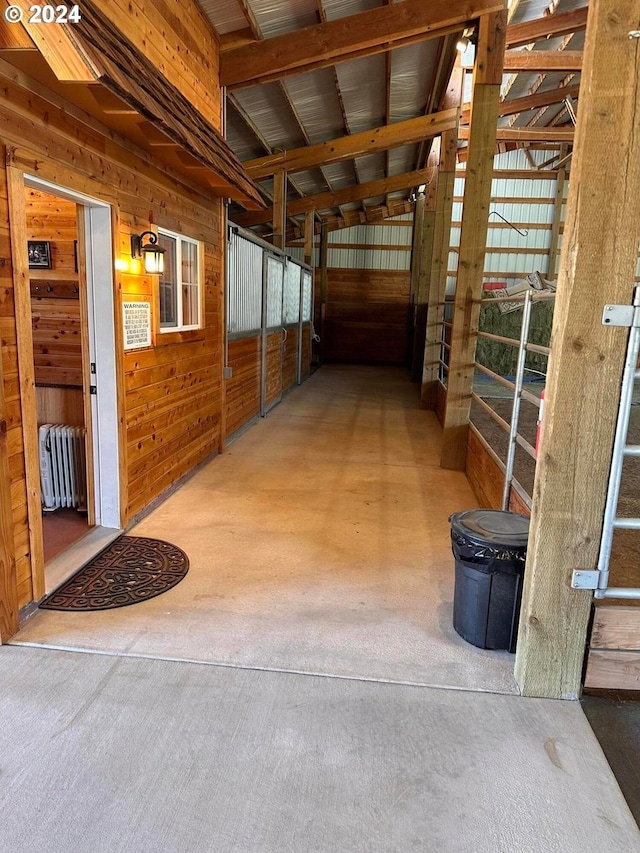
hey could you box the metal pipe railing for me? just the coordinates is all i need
[502,291,533,510]
[594,284,640,598]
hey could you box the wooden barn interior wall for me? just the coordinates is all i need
[26,190,85,429]
[316,216,413,365]
[0,68,225,612]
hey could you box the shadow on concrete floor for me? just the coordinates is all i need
[582,690,640,828]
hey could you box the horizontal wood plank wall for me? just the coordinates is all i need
[466,428,531,515]
[282,326,298,393]
[35,386,84,426]
[301,324,311,380]
[585,607,640,690]
[324,268,411,364]
[265,332,282,409]
[225,335,261,439]
[0,65,225,609]
[27,191,83,388]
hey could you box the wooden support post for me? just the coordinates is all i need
[319,221,328,363]
[273,170,287,250]
[422,129,460,406]
[546,152,567,277]
[6,164,46,602]
[440,10,507,469]
[422,61,464,408]
[304,209,314,267]
[0,324,19,641]
[515,0,640,700]
[409,191,425,368]
[411,148,439,381]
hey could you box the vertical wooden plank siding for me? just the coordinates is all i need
[440,10,507,469]
[6,164,46,601]
[515,0,640,699]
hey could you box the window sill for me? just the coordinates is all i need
[156,328,205,346]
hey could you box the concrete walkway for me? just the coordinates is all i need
[5,366,638,850]
[2,645,639,853]
[13,365,516,693]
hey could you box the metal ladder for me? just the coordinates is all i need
[572,285,640,599]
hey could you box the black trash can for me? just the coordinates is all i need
[449,509,529,653]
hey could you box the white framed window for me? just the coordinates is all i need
[157,228,202,331]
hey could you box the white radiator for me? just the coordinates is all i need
[39,424,87,512]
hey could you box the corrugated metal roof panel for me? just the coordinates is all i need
[390,41,438,121]
[322,0,379,18]
[354,153,387,183]
[198,0,246,34]
[282,69,347,143]
[335,55,386,133]
[251,0,318,37]
[232,83,305,148]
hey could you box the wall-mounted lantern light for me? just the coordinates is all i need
[130,231,165,274]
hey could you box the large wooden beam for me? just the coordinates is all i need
[220,0,504,90]
[461,83,581,123]
[505,6,588,49]
[235,167,434,228]
[514,0,640,700]
[459,126,574,142]
[245,110,458,179]
[441,9,507,469]
[503,50,582,72]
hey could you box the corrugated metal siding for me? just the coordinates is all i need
[227,233,263,334]
[446,168,571,290]
[302,270,313,321]
[284,260,302,323]
[326,217,413,271]
[266,255,285,328]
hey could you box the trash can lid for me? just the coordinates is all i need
[449,509,530,549]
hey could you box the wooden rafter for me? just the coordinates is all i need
[233,167,437,228]
[458,125,573,142]
[245,109,458,179]
[503,50,582,72]
[505,6,588,49]
[283,199,415,242]
[461,82,580,123]
[220,0,505,90]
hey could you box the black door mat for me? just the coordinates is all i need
[40,535,189,612]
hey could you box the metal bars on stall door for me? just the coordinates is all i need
[472,290,553,510]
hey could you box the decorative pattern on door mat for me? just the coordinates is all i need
[40,536,189,612]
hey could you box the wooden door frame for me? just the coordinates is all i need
[7,169,123,604]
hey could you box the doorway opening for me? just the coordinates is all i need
[20,175,122,596]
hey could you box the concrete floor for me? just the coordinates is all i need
[13,365,516,693]
[5,365,639,850]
